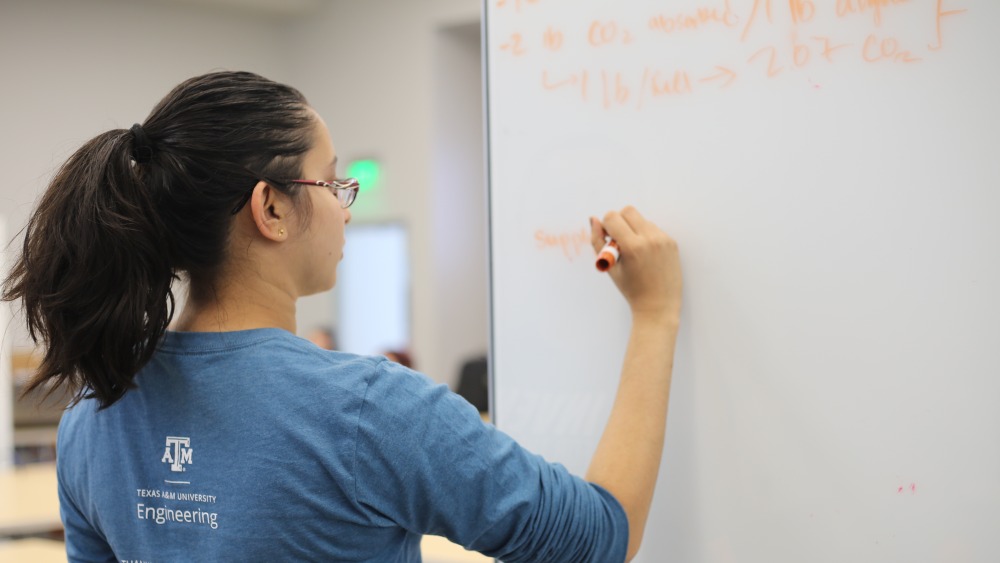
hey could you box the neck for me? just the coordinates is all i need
[171,273,297,334]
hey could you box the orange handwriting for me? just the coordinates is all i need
[542,70,589,101]
[746,32,856,80]
[588,20,634,47]
[790,33,811,66]
[743,0,818,40]
[789,0,816,24]
[650,71,695,97]
[648,0,740,35]
[862,34,921,63]
[749,46,784,77]
[699,66,737,89]
[836,0,910,26]
[525,1,968,106]
[543,27,565,52]
[535,228,590,261]
[500,33,526,56]
[601,71,632,109]
[495,0,539,12]
[742,0,774,41]
[813,36,851,63]
[928,0,967,51]
[544,67,700,110]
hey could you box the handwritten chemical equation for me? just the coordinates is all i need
[493,0,968,110]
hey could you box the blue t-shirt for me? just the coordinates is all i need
[57,329,628,562]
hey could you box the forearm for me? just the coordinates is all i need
[585,311,679,561]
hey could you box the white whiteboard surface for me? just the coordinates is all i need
[485,1,999,562]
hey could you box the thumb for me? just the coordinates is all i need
[589,216,607,254]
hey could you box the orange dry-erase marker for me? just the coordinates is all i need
[596,236,620,272]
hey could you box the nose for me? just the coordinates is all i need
[344,208,352,224]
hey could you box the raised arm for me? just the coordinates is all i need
[585,206,683,562]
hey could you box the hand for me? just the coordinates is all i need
[591,206,682,321]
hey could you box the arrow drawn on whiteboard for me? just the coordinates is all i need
[699,65,738,88]
[542,70,589,102]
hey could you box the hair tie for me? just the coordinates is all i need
[130,123,154,164]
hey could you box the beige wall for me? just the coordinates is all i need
[288,0,487,384]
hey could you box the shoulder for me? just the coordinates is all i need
[361,359,476,422]
[152,328,386,388]
[57,398,98,450]
[263,333,385,378]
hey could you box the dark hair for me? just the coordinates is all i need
[3,71,316,409]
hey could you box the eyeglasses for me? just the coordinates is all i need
[231,176,360,214]
[288,178,359,209]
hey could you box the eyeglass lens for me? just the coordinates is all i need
[335,182,358,209]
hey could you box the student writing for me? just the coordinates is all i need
[3,71,682,562]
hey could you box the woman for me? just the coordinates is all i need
[4,71,682,562]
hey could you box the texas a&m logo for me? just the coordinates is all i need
[161,436,193,472]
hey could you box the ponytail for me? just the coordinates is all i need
[3,71,314,409]
[4,128,175,408]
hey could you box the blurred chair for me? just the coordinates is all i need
[455,356,488,414]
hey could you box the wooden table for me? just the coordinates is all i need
[0,538,66,562]
[0,462,60,536]
[421,534,492,562]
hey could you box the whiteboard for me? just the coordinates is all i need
[485,1,1000,562]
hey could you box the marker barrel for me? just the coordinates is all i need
[596,238,619,272]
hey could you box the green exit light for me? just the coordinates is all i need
[347,159,381,193]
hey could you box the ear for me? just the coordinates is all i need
[248,181,292,242]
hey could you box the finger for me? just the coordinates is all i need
[620,205,654,234]
[602,210,638,249]
[589,216,607,254]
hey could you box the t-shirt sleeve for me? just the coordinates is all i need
[352,360,629,563]
[57,415,118,563]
